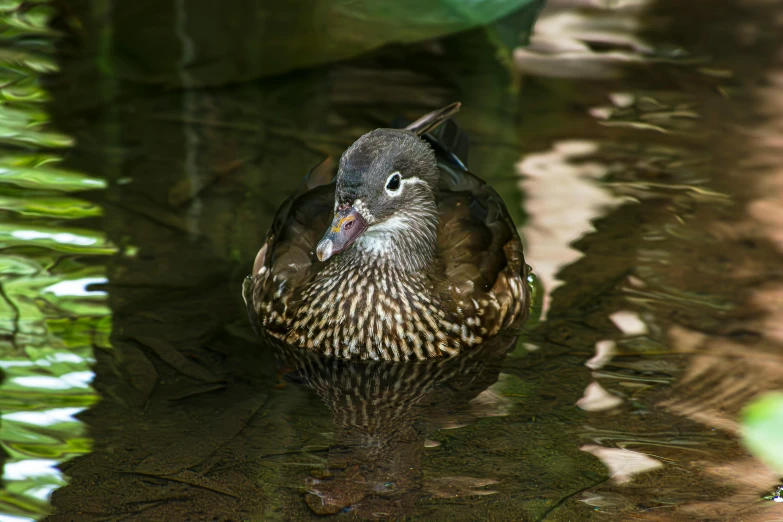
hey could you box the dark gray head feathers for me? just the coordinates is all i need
[336,129,438,209]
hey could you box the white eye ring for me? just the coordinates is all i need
[385,171,402,196]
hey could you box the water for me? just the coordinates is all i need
[1,0,783,520]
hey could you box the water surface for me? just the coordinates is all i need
[2,0,783,520]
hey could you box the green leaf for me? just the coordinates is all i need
[78,0,543,87]
[740,392,783,473]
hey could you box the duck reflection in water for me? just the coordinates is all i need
[267,332,521,517]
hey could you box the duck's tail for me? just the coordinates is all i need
[395,102,469,171]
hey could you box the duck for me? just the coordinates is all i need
[244,102,529,361]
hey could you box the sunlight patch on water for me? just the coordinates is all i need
[0,514,36,522]
[42,278,108,297]
[580,445,663,484]
[46,353,89,365]
[577,381,623,411]
[517,140,628,318]
[9,230,98,246]
[3,461,62,482]
[514,0,700,80]
[586,340,616,370]
[12,372,94,391]
[2,408,85,427]
[25,486,59,503]
[609,310,648,335]
[0,361,35,369]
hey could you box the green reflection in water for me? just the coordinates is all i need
[0,3,116,520]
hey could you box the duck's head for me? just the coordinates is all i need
[316,129,440,269]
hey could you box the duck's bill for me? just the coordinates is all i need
[316,206,368,262]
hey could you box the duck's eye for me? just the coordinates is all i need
[385,172,401,193]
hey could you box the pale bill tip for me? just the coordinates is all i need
[316,239,333,262]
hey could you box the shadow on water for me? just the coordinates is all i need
[1,0,783,520]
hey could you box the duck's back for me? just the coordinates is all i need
[430,121,529,339]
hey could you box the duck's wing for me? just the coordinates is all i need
[434,125,529,336]
[248,158,336,332]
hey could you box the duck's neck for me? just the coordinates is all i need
[347,203,438,272]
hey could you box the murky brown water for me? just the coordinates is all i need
[2,0,783,520]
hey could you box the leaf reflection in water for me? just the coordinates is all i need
[0,3,116,521]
